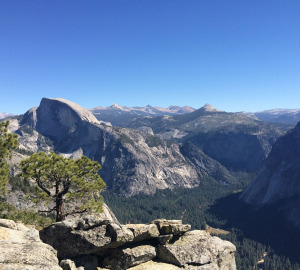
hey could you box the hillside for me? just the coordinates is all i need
[240,121,300,229]
[128,104,292,171]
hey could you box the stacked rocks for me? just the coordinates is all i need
[40,216,236,270]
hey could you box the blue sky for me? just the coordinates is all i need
[1,0,300,114]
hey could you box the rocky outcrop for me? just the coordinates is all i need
[125,223,160,242]
[40,215,134,259]
[240,122,300,229]
[157,230,236,269]
[39,214,236,270]
[0,219,61,270]
[152,219,191,235]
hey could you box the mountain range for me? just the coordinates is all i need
[9,98,236,196]
[127,103,292,172]
[89,104,195,126]
[6,98,293,197]
[3,106,300,125]
[245,109,300,124]
[0,112,14,120]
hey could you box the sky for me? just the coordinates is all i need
[0,0,300,114]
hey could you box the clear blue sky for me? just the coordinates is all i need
[1,0,300,114]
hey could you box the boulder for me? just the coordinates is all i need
[125,223,160,242]
[107,223,134,243]
[103,245,156,270]
[60,259,78,270]
[157,230,236,269]
[127,260,178,270]
[152,219,191,235]
[0,219,61,270]
[40,215,133,258]
[0,219,17,229]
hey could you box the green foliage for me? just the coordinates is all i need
[0,201,54,229]
[264,253,300,270]
[104,177,237,226]
[0,120,19,195]
[21,151,106,221]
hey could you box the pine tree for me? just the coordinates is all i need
[21,151,106,221]
[0,120,18,195]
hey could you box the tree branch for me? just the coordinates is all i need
[67,209,88,216]
[38,206,56,213]
[36,178,52,197]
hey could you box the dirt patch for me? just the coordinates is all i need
[205,225,230,235]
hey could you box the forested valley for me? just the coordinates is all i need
[104,175,300,270]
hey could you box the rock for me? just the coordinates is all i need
[101,203,121,225]
[157,230,236,269]
[0,218,17,229]
[40,215,133,258]
[125,223,160,242]
[60,259,78,270]
[103,245,156,270]
[0,214,236,270]
[0,219,61,270]
[60,256,100,270]
[127,260,178,270]
[107,223,134,243]
[152,219,191,235]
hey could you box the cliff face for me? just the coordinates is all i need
[240,122,300,228]
[13,98,235,196]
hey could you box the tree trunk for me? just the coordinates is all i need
[56,196,65,222]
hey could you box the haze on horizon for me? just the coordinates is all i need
[0,0,299,115]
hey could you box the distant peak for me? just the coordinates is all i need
[201,103,220,112]
[0,112,14,120]
[111,103,123,109]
